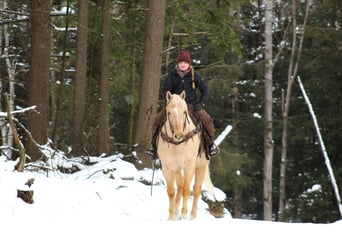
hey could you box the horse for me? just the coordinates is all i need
[157,91,214,220]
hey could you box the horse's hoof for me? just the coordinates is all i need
[168,214,177,221]
[181,213,188,220]
[190,212,197,220]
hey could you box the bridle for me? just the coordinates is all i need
[160,102,201,145]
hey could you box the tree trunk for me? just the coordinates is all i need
[279,0,310,221]
[72,0,88,156]
[1,0,15,159]
[134,0,167,167]
[97,0,111,155]
[51,1,70,145]
[263,0,274,221]
[232,86,242,218]
[27,0,51,161]
[127,47,136,152]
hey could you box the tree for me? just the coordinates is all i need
[81,1,113,156]
[72,0,89,156]
[264,0,274,221]
[97,0,110,155]
[134,0,167,167]
[278,0,310,221]
[27,0,51,161]
[1,0,15,159]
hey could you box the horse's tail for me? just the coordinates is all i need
[203,163,215,195]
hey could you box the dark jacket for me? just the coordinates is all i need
[163,68,209,105]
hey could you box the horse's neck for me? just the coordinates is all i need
[163,112,195,133]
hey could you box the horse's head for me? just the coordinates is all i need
[165,91,189,142]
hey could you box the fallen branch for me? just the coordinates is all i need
[297,76,342,218]
[214,124,233,146]
[4,94,26,172]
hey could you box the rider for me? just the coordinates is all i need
[146,50,219,159]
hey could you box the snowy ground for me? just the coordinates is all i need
[0,153,341,250]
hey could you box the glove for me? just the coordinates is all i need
[194,103,205,111]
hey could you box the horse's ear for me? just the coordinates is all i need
[180,91,186,100]
[166,91,172,103]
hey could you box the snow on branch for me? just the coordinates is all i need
[0,105,37,117]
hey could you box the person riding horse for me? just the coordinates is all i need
[147,50,219,159]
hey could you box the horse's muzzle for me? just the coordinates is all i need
[174,133,184,142]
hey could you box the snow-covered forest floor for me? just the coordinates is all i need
[0,151,340,250]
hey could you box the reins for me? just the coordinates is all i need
[160,124,201,145]
[160,110,201,145]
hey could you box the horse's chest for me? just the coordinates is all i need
[158,141,198,168]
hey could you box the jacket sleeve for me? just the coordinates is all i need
[162,72,173,99]
[195,72,209,105]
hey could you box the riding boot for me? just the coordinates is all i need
[146,110,165,159]
[146,129,158,159]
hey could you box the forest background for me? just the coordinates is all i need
[0,0,341,223]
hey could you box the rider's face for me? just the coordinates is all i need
[178,62,190,71]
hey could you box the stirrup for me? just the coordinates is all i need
[209,144,219,157]
[146,147,156,158]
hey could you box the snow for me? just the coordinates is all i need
[0,153,341,250]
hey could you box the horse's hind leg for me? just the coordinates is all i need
[190,165,207,219]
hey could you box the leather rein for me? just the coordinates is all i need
[160,111,201,145]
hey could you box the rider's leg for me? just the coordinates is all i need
[146,110,165,158]
[193,107,219,157]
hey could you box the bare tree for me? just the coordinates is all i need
[72,0,89,156]
[0,0,17,159]
[134,0,167,166]
[27,0,51,161]
[279,0,310,221]
[264,0,274,221]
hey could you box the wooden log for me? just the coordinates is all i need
[17,190,34,204]
[17,178,35,204]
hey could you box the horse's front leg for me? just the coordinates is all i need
[163,167,177,220]
[181,163,195,219]
[175,171,183,218]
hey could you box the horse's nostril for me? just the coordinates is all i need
[174,134,183,141]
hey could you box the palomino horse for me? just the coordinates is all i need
[157,91,214,220]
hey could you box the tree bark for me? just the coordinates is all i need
[134,0,167,167]
[264,0,274,221]
[27,0,51,161]
[72,0,89,156]
[97,0,111,155]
